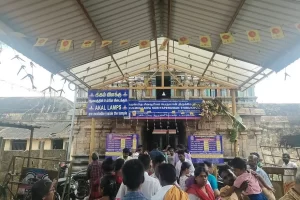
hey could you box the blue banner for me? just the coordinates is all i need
[188,135,224,164]
[87,89,129,117]
[105,133,139,160]
[128,100,202,119]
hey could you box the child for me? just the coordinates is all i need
[221,157,272,200]
[178,162,191,191]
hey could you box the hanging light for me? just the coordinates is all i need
[162,91,166,96]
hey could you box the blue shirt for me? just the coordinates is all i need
[208,174,218,190]
[122,191,149,200]
[255,167,273,188]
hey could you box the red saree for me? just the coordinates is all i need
[186,184,215,200]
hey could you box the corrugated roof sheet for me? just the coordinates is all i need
[0,122,70,139]
[0,0,299,91]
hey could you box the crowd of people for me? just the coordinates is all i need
[29,144,300,200]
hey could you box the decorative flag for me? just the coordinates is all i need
[178,36,189,45]
[34,38,48,46]
[295,23,300,32]
[220,33,235,44]
[199,35,212,48]
[139,40,150,49]
[59,40,72,51]
[270,26,284,39]
[81,40,94,48]
[247,30,261,43]
[159,38,169,51]
[101,40,112,48]
[120,40,130,46]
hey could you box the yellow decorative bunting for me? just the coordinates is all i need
[270,26,284,39]
[247,30,261,43]
[81,40,94,48]
[120,40,130,46]
[159,38,169,51]
[139,40,150,49]
[59,40,72,51]
[199,35,212,48]
[178,36,189,45]
[295,23,300,32]
[34,38,48,46]
[220,33,235,44]
[101,40,112,48]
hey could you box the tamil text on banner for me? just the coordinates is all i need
[34,38,48,46]
[105,133,139,159]
[220,33,235,44]
[270,26,284,39]
[120,40,130,46]
[178,36,190,45]
[101,40,112,47]
[199,35,212,48]
[128,100,202,119]
[87,89,129,117]
[159,38,169,51]
[247,30,261,43]
[188,135,224,164]
[59,40,72,51]
[81,40,94,48]
[139,40,150,49]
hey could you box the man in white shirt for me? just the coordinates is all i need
[175,150,195,178]
[282,153,298,193]
[117,148,132,161]
[151,163,188,200]
[116,154,161,199]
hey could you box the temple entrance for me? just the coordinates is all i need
[142,120,186,151]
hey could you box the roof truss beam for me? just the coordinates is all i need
[150,0,159,66]
[75,0,124,77]
[166,0,172,65]
[167,64,238,88]
[201,0,246,78]
[92,64,158,89]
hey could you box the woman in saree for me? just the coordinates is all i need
[186,166,215,200]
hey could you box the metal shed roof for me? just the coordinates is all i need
[0,0,299,91]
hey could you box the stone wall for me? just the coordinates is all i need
[72,116,140,156]
[72,103,300,166]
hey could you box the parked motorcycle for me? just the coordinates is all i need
[72,169,89,200]
[56,163,77,200]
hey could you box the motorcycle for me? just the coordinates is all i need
[72,169,89,200]
[56,163,77,200]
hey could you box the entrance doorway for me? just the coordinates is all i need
[142,120,186,151]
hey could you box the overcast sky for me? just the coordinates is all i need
[0,43,299,103]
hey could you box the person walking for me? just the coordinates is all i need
[116,154,161,199]
[121,159,149,200]
[87,152,103,200]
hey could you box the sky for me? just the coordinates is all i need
[0,42,299,103]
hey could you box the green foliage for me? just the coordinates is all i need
[193,98,246,143]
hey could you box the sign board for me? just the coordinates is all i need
[188,135,224,164]
[105,133,139,159]
[87,89,129,117]
[128,100,202,119]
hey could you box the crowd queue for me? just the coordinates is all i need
[30,143,300,200]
